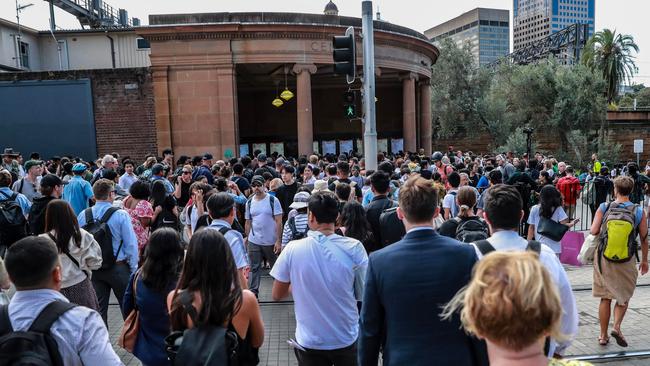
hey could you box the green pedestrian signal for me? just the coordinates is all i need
[345,104,356,118]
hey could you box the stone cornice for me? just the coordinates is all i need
[137,23,439,62]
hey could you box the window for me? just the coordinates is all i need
[19,42,29,68]
[136,37,150,50]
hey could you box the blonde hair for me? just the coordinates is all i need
[442,251,564,351]
[456,186,477,218]
[613,175,634,197]
[269,178,283,192]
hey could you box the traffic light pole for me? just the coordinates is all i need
[361,0,377,172]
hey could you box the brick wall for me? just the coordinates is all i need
[0,68,157,163]
[92,69,157,163]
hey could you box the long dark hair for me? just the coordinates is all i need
[169,229,243,330]
[150,180,167,209]
[141,228,183,293]
[539,185,562,219]
[44,199,81,254]
[338,201,373,250]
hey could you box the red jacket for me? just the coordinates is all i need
[556,176,581,205]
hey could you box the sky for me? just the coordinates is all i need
[1,0,648,84]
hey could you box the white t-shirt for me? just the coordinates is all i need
[527,204,568,253]
[443,189,459,217]
[245,194,283,246]
[270,231,368,350]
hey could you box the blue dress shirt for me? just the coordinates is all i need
[77,202,139,273]
[206,219,249,269]
[0,187,31,217]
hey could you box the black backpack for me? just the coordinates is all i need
[165,291,239,366]
[151,209,180,232]
[474,239,542,256]
[0,300,77,366]
[513,181,532,209]
[288,216,309,241]
[0,191,28,256]
[454,217,489,243]
[81,207,121,270]
[378,205,406,248]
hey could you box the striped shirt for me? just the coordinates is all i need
[282,213,309,246]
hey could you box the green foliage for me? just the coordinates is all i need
[430,38,490,138]
[637,88,650,107]
[497,127,538,156]
[582,29,639,103]
[619,95,634,108]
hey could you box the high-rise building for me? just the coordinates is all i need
[513,0,595,50]
[424,8,510,66]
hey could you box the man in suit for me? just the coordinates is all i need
[359,176,488,366]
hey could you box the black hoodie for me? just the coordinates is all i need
[28,195,56,235]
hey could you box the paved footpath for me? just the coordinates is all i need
[109,266,650,365]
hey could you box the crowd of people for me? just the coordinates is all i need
[0,145,649,366]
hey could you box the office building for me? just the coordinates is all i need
[425,8,510,66]
[513,0,595,50]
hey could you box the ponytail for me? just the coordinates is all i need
[458,204,471,218]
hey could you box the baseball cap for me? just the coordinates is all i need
[72,163,88,172]
[202,153,213,160]
[251,175,265,186]
[257,153,267,162]
[40,174,62,188]
[24,160,43,171]
[290,191,311,209]
[151,163,165,175]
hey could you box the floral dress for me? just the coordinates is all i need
[124,197,154,251]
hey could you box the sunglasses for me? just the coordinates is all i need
[251,183,263,187]
[182,171,191,175]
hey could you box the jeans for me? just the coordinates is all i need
[294,342,357,366]
[91,262,131,326]
[248,242,277,296]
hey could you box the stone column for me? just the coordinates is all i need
[151,65,172,152]
[419,79,432,156]
[401,73,418,153]
[293,63,318,156]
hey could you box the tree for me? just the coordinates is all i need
[430,38,491,138]
[637,88,650,107]
[582,29,639,103]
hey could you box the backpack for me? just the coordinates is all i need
[513,181,532,209]
[378,205,406,248]
[288,216,309,241]
[598,202,638,264]
[164,291,239,366]
[454,217,489,243]
[630,176,646,204]
[0,300,77,366]
[246,195,276,218]
[580,181,596,206]
[81,207,121,270]
[0,191,28,255]
[474,239,541,256]
[447,191,459,217]
[151,209,180,232]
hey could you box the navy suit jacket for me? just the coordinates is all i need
[358,228,488,366]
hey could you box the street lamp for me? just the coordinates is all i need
[523,127,534,161]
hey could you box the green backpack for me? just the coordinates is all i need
[598,202,638,264]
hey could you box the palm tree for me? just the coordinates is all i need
[582,29,639,103]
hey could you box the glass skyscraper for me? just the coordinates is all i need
[513,0,595,50]
[425,8,510,66]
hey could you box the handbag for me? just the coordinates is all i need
[577,234,599,265]
[536,216,569,242]
[118,270,141,352]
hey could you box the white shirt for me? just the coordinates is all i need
[471,230,578,355]
[7,289,123,366]
[443,189,459,217]
[39,229,103,288]
[245,194,283,245]
[270,231,368,350]
[527,205,568,253]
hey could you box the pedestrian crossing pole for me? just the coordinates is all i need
[361,0,378,172]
